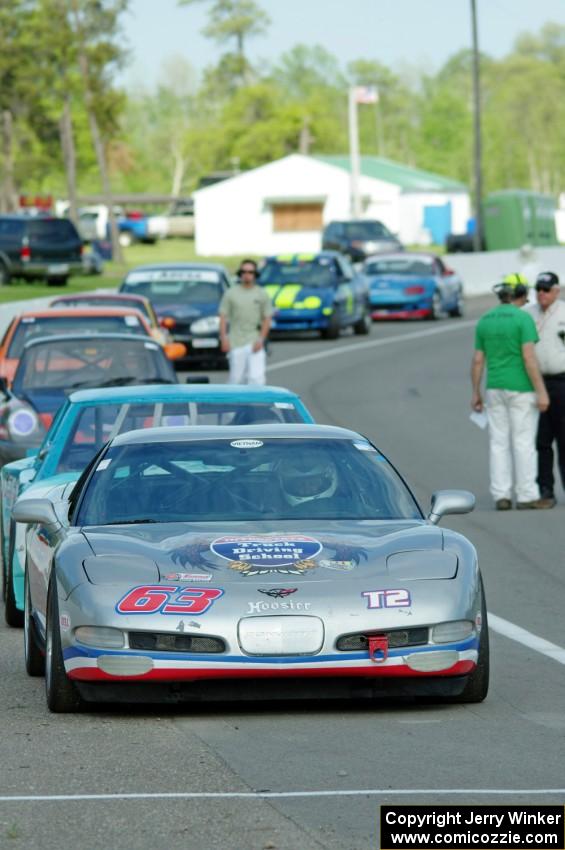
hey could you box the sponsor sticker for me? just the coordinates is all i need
[60,613,71,631]
[230,439,263,449]
[274,402,294,409]
[124,315,140,326]
[362,588,411,609]
[319,559,356,571]
[247,600,311,614]
[163,572,212,582]
[96,458,112,472]
[143,342,159,350]
[211,533,322,577]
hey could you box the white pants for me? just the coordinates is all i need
[486,389,540,502]
[228,343,266,385]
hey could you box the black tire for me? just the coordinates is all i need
[45,580,83,713]
[24,569,44,677]
[427,291,442,321]
[448,289,464,318]
[353,309,371,335]
[321,313,340,340]
[5,527,24,628]
[47,276,68,287]
[451,577,489,703]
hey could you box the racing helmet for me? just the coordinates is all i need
[279,455,338,506]
[493,272,529,301]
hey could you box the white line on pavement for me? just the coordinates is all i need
[488,613,565,665]
[0,789,563,803]
[266,320,475,373]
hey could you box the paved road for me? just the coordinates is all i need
[1,299,564,850]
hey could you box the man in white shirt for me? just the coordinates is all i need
[526,271,565,506]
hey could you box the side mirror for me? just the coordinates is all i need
[13,497,60,526]
[428,490,475,525]
[163,342,186,361]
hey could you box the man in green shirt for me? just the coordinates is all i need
[219,259,273,385]
[471,277,551,510]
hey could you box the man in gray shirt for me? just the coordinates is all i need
[219,259,272,384]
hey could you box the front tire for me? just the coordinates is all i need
[353,308,371,335]
[24,569,44,676]
[448,289,464,318]
[321,312,340,340]
[451,578,489,703]
[47,276,69,287]
[45,580,83,713]
[5,527,23,627]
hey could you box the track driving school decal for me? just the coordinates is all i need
[116,585,223,615]
[211,534,322,577]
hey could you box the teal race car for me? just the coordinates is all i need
[258,252,371,339]
[1,384,313,626]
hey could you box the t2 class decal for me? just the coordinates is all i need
[116,585,223,616]
[362,589,411,609]
[210,534,322,577]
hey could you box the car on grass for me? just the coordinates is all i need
[0,215,83,285]
[2,385,313,627]
[119,264,232,367]
[13,423,487,712]
[258,252,371,339]
[0,333,177,469]
[364,252,464,320]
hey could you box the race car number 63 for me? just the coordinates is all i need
[116,585,224,615]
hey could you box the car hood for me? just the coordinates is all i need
[153,303,217,320]
[80,521,456,584]
[262,284,334,310]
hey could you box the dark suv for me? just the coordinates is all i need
[0,216,83,285]
[322,219,403,262]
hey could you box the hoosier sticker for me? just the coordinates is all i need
[210,534,322,577]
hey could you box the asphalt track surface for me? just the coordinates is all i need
[1,296,564,850]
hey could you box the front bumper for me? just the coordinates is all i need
[171,333,225,362]
[369,296,433,320]
[271,311,328,332]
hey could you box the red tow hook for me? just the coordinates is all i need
[368,635,389,663]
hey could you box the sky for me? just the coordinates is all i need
[121,0,565,91]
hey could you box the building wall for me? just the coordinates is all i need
[194,155,400,257]
[398,192,471,245]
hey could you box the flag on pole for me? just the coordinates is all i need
[353,85,379,104]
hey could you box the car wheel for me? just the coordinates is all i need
[47,276,69,287]
[448,290,464,318]
[427,291,443,321]
[45,580,83,713]
[5,526,24,628]
[450,577,489,704]
[353,309,371,335]
[24,568,44,677]
[321,313,340,340]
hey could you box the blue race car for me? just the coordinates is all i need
[259,252,371,339]
[1,383,314,626]
[363,252,464,320]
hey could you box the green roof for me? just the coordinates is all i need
[314,155,467,193]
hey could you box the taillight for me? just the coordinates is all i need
[20,245,31,262]
[405,285,425,295]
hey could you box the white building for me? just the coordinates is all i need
[193,153,471,257]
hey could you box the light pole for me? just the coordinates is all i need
[471,0,483,252]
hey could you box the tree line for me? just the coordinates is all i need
[3,0,565,228]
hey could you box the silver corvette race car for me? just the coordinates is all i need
[14,424,487,712]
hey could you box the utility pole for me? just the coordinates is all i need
[348,87,362,218]
[470,0,483,252]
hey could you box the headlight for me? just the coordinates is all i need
[431,620,474,644]
[8,408,39,438]
[75,626,125,648]
[191,316,220,334]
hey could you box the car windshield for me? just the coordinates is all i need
[342,222,391,240]
[52,297,152,321]
[27,219,78,242]
[13,338,173,396]
[122,270,223,304]
[364,257,434,276]
[259,258,338,288]
[76,437,421,525]
[54,401,306,473]
[7,315,148,358]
